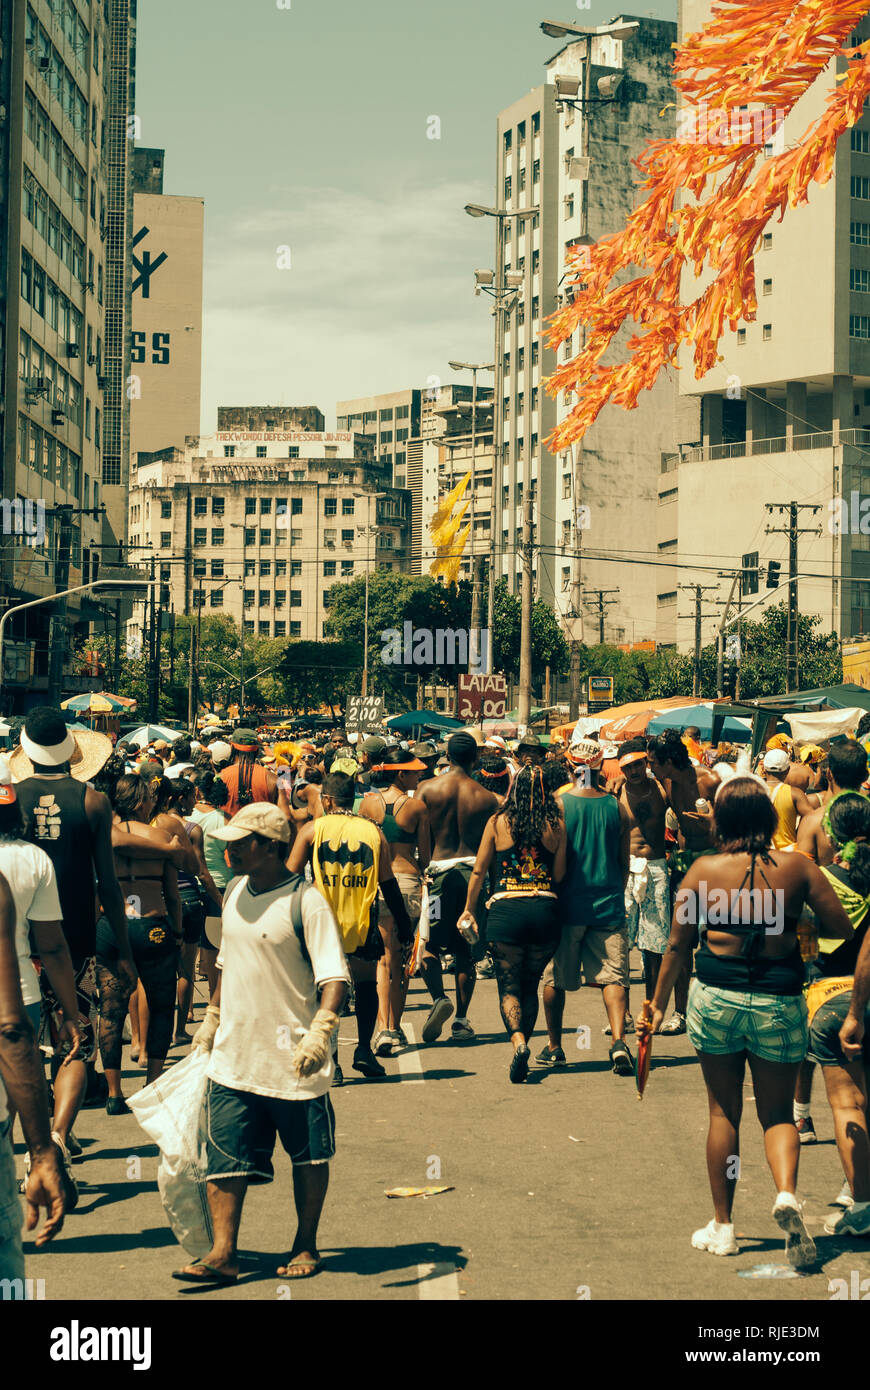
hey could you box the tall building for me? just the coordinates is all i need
[129,146,203,461]
[660,2,870,653]
[0,0,137,708]
[128,410,410,646]
[336,388,421,486]
[491,15,683,645]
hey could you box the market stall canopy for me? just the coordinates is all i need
[384,710,465,736]
[711,684,870,759]
[646,702,752,743]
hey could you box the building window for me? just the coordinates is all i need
[275,559,287,576]
[274,620,286,637]
[193,528,207,546]
[342,560,354,575]
[853,128,870,153]
[291,560,302,577]
[245,558,256,577]
[324,497,337,516]
[260,497,272,514]
[851,267,870,293]
[256,446,267,458]
[259,621,270,636]
[657,591,678,606]
[291,497,303,514]
[275,590,286,607]
[323,592,333,609]
[290,622,302,637]
[193,558,206,577]
[291,590,302,607]
[210,590,223,607]
[379,408,393,421]
[245,497,257,514]
[851,221,870,245]
[212,496,225,515]
[533,158,540,184]
[194,497,207,516]
[763,233,773,250]
[224,446,235,458]
[260,560,271,576]
[737,329,747,345]
[260,529,272,546]
[324,560,336,576]
[193,590,205,609]
[852,175,870,199]
[211,528,224,546]
[504,175,512,201]
[160,531,171,548]
[289,446,300,459]
[342,497,355,515]
[211,559,224,578]
[762,278,773,295]
[259,590,270,608]
[851,314,870,338]
[341,529,354,545]
[244,589,255,607]
[562,474,572,498]
[244,527,256,545]
[160,500,172,519]
[762,323,772,340]
[244,620,255,633]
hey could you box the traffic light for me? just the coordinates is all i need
[741,551,759,596]
[766,561,782,590]
[722,658,738,697]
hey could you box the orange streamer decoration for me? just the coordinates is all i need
[545,1,870,453]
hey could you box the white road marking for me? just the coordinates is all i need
[417,1262,460,1299]
[396,1021,425,1083]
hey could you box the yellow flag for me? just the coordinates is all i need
[429,471,472,582]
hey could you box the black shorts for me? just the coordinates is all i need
[347,904,383,961]
[486,895,560,947]
[39,954,98,1063]
[204,1079,336,1183]
[180,892,205,946]
[807,991,870,1068]
[427,864,475,955]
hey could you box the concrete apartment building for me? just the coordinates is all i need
[129,146,204,462]
[0,0,137,706]
[488,15,683,644]
[659,2,870,653]
[128,406,411,645]
[336,388,421,486]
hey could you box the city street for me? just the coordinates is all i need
[19,962,870,1304]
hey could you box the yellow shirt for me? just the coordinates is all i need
[312,814,381,953]
[771,781,797,849]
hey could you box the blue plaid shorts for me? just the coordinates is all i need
[687,979,808,1063]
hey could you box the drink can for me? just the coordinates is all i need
[458,914,479,947]
[695,798,711,813]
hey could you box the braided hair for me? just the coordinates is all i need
[502,763,561,850]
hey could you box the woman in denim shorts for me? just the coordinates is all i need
[642,776,854,1266]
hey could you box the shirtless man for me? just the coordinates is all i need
[417,731,499,1042]
[787,744,823,794]
[616,738,671,1009]
[647,729,721,1034]
[796,740,868,865]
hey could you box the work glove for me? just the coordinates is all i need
[192,1003,220,1053]
[293,1008,339,1079]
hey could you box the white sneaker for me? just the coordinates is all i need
[772,1193,816,1268]
[824,1201,870,1237]
[451,1020,475,1040]
[834,1178,854,1209]
[691,1219,738,1256]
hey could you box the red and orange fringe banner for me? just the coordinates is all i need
[545,1,870,452]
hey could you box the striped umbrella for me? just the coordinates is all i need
[61,692,138,714]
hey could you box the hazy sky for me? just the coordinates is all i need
[135,1,678,430]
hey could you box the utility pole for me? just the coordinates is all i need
[764,502,822,693]
[678,583,720,697]
[148,556,159,721]
[583,588,619,646]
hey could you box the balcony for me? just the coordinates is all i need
[676,428,870,465]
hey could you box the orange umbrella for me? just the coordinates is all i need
[636,1001,654,1100]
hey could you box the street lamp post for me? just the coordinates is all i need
[355,491,385,698]
[448,359,494,669]
[465,203,538,714]
[0,579,153,714]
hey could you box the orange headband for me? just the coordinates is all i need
[618,751,647,768]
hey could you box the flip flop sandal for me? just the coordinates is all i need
[278,1256,323,1279]
[172,1261,237,1286]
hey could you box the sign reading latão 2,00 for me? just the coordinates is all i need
[457,674,507,722]
[346,695,386,733]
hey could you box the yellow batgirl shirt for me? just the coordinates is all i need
[312,814,381,953]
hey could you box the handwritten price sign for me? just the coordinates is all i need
[457,674,507,721]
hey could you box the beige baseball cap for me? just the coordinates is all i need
[211,803,290,844]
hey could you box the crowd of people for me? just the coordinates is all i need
[0,704,868,1290]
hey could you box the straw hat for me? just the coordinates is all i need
[9,708,113,784]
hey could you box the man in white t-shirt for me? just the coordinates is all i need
[172,802,349,1287]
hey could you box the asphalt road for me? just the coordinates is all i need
[15,957,870,1304]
